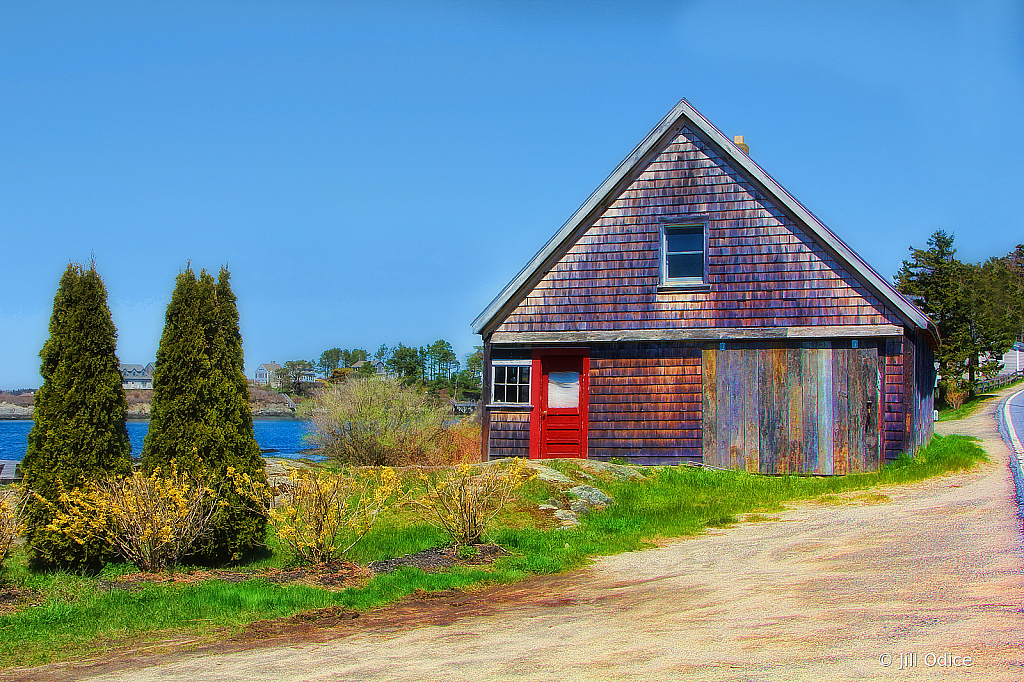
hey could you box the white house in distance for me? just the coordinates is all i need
[120,363,155,390]
[254,362,281,388]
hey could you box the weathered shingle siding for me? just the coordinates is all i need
[883,337,907,460]
[488,411,530,458]
[588,343,703,465]
[495,128,901,334]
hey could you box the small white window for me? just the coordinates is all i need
[660,219,708,287]
[491,360,531,404]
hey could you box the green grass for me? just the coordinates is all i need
[0,434,988,668]
[937,394,998,421]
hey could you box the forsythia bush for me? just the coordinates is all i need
[0,486,28,566]
[36,465,219,572]
[234,466,401,564]
[413,458,534,545]
[101,466,220,571]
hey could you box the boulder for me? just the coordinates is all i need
[568,484,614,507]
[575,459,646,481]
[569,498,593,516]
[525,463,575,485]
[553,509,579,527]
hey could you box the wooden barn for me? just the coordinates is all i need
[472,99,938,474]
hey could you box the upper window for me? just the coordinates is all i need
[491,360,531,405]
[660,219,708,287]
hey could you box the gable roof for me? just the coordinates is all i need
[119,363,154,379]
[472,98,935,342]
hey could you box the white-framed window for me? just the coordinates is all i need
[491,360,531,404]
[660,217,708,287]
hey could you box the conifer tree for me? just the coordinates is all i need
[207,268,266,560]
[897,231,1024,398]
[144,267,266,562]
[23,262,132,568]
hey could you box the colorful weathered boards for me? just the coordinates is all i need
[474,99,936,473]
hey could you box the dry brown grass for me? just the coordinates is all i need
[248,386,289,404]
[0,393,33,407]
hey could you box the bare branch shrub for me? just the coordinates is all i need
[412,458,534,545]
[0,486,28,565]
[233,466,401,564]
[248,385,289,404]
[123,389,154,404]
[302,376,478,466]
[943,380,966,409]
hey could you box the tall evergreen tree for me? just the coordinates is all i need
[144,267,267,563]
[896,230,971,396]
[209,267,267,560]
[23,262,132,568]
[897,232,1023,398]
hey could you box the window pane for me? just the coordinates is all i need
[667,227,703,253]
[493,364,531,403]
[668,252,704,279]
[547,371,579,408]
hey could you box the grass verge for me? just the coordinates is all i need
[937,377,1024,422]
[0,433,988,668]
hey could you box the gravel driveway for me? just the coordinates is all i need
[11,389,1024,682]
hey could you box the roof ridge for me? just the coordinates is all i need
[472,98,934,340]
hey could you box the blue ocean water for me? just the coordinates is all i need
[0,419,317,461]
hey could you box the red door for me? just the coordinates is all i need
[530,350,589,459]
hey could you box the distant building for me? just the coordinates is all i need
[120,363,155,390]
[254,362,281,388]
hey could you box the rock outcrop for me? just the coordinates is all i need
[0,402,33,419]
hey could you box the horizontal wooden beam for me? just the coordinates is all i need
[490,325,904,345]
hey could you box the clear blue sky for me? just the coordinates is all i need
[2,0,1022,389]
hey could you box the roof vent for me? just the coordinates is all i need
[733,135,749,155]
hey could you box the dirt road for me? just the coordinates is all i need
[15,390,1024,681]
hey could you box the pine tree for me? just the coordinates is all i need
[23,262,132,568]
[143,267,266,563]
[896,232,1023,398]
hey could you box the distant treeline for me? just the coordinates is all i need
[276,341,483,400]
[896,231,1023,404]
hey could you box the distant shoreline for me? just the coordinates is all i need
[0,404,302,421]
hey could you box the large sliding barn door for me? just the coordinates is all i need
[702,342,881,474]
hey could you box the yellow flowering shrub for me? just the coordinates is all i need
[412,458,533,545]
[38,464,219,572]
[234,466,401,565]
[0,486,28,566]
